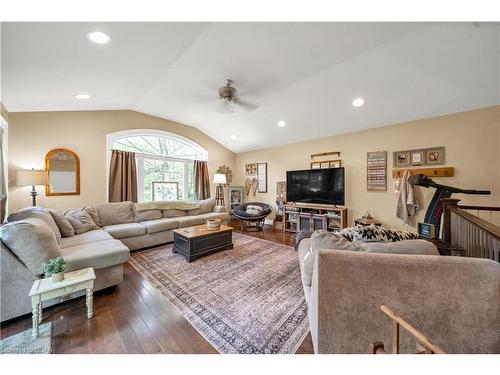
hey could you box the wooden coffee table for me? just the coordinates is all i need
[172,224,233,262]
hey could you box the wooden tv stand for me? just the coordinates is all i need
[282,202,347,233]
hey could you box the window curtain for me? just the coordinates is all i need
[108,150,138,203]
[193,160,210,200]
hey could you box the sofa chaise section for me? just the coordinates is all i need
[1,199,229,322]
[1,226,130,323]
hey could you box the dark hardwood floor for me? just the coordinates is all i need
[0,219,313,354]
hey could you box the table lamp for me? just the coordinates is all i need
[16,169,49,206]
[213,173,227,206]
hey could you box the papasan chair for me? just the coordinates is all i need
[233,202,273,232]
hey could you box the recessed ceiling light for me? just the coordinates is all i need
[277,120,286,127]
[230,134,237,140]
[75,93,90,100]
[352,98,365,107]
[86,31,110,44]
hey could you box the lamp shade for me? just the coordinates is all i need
[213,173,227,185]
[16,170,49,186]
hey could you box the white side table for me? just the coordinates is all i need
[29,267,96,339]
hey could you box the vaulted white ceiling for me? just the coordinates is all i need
[2,22,499,153]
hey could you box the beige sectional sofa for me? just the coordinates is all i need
[1,199,229,322]
[297,237,500,354]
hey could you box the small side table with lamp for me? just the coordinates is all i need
[354,212,382,227]
[213,173,227,207]
[15,169,49,206]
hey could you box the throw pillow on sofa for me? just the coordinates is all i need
[49,209,75,237]
[7,206,62,243]
[84,206,102,227]
[65,208,100,235]
[189,198,216,215]
[94,202,134,226]
[1,218,61,276]
[302,231,363,287]
[338,224,419,242]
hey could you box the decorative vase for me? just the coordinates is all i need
[52,272,64,282]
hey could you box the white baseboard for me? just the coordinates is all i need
[264,219,274,226]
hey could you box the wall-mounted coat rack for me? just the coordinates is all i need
[392,167,454,178]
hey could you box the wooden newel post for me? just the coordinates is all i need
[441,198,461,242]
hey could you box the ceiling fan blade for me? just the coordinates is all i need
[192,93,216,103]
[233,98,259,112]
[216,100,235,114]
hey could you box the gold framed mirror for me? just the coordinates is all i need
[45,148,80,196]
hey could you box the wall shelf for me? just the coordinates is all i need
[392,167,454,178]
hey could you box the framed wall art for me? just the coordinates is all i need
[310,160,342,169]
[410,150,424,166]
[393,151,410,167]
[426,147,445,165]
[257,162,268,193]
[245,163,257,175]
[367,151,387,191]
[152,181,179,201]
[394,146,445,167]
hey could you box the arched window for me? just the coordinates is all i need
[107,129,208,202]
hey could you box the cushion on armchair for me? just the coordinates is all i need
[246,205,263,216]
[234,202,272,219]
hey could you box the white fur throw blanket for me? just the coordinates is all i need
[135,201,200,212]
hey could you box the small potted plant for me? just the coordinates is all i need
[42,256,67,282]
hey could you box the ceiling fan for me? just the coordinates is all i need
[216,79,259,113]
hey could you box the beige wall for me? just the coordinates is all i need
[8,110,235,212]
[234,106,500,230]
[8,106,500,230]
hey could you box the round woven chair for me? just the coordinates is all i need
[233,202,273,232]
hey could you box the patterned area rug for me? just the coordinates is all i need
[0,323,52,354]
[129,232,309,354]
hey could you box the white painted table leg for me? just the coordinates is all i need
[86,288,93,319]
[38,302,42,324]
[31,297,39,339]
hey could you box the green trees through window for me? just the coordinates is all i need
[111,133,206,202]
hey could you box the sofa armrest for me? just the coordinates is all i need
[212,205,227,213]
[310,250,499,354]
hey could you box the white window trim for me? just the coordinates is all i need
[0,115,8,215]
[105,129,208,203]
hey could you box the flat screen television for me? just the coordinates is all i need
[286,167,345,206]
